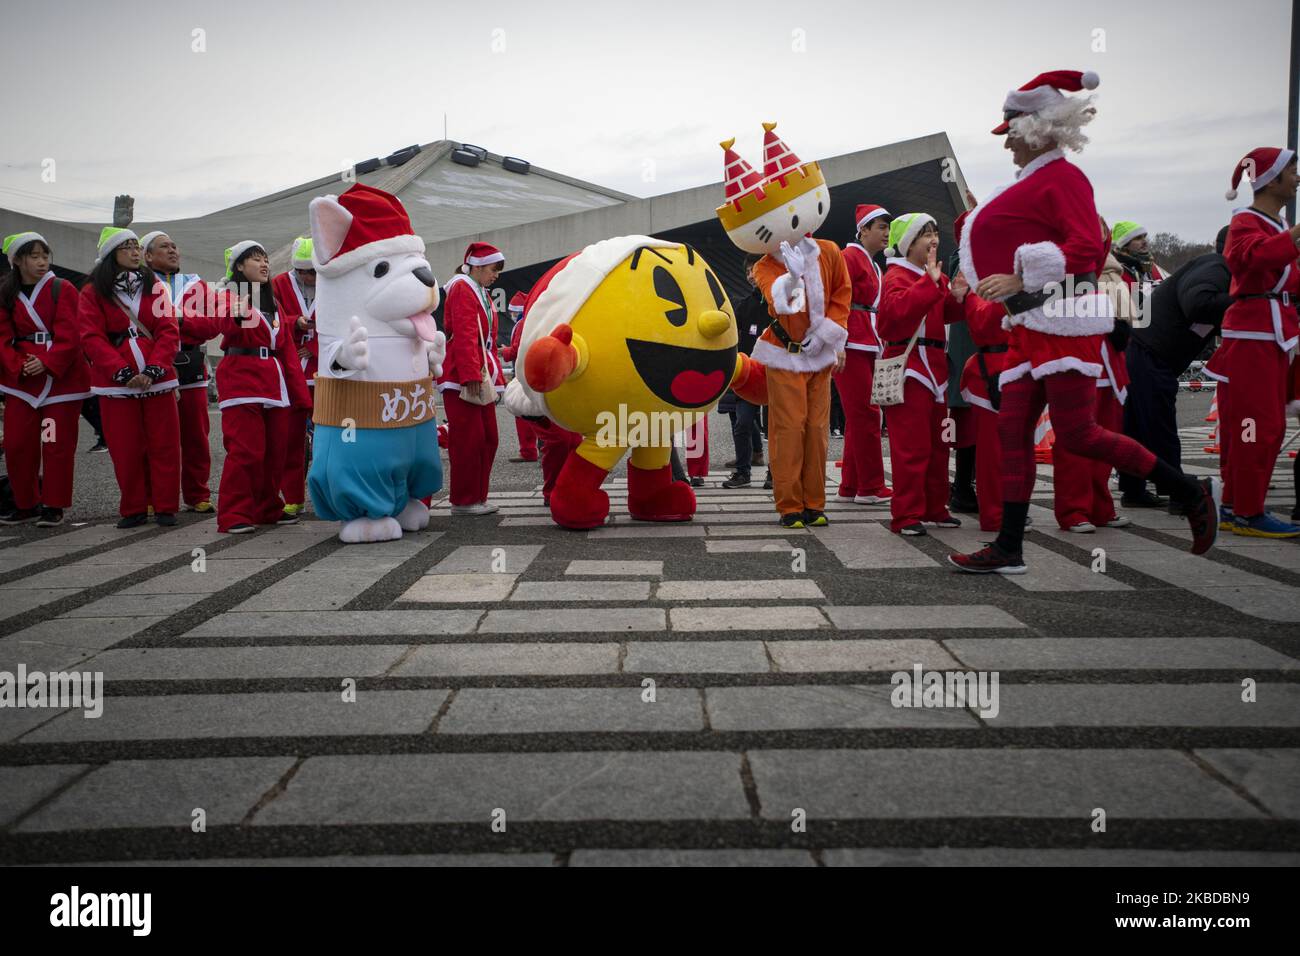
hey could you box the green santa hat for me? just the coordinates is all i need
[3,231,47,265]
[224,240,267,280]
[885,212,936,259]
[290,236,314,270]
[1110,221,1147,249]
[96,226,138,262]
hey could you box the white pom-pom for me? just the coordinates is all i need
[1081,71,1100,90]
[1225,188,1238,201]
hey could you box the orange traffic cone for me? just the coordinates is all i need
[1205,396,1218,423]
[1203,421,1219,455]
[1033,409,1055,464]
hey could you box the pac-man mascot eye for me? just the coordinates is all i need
[704,269,727,310]
[653,265,687,327]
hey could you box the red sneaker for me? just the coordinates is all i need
[947,544,1027,575]
[1179,477,1221,555]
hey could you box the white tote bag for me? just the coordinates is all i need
[871,319,925,407]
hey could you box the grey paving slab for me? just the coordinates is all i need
[1213,539,1300,572]
[429,545,543,575]
[0,705,68,742]
[478,608,665,634]
[948,637,1300,671]
[706,525,807,537]
[811,524,938,569]
[15,757,296,832]
[987,683,1300,727]
[86,645,411,681]
[393,642,620,676]
[301,534,443,569]
[1195,749,1300,818]
[203,532,335,559]
[81,854,558,867]
[400,573,518,603]
[768,639,962,673]
[822,849,1300,866]
[439,687,703,734]
[11,524,150,558]
[0,564,154,590]
[118,559,280,596]
[670,605,829,632]
[0,764,91,826]
[748,749,1262,819]
[254,751,750,824]
[656,579,824,601]
[826,605,1025,630]
[61,592,206,618]
[1,616,166,651]
[695,511,879,524]
[930,527,1131,591]
[509,580,652,602]
[707,685,979,730]
[587,525,706,538]
[565,560,664,576]
[0,639,99,674]
[21,690,448,742]
[704,538,793,553]
[571,849,816,866]
[183,609,483,638]
[624,641,771,673]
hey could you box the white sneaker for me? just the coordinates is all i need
[1068,521,1096,533]
[450,503,497,516]
[478,501,500,514]
[1105,515,1132,528]
[853,494,889,505]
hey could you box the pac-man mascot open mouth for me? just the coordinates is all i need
[503,236,768,529]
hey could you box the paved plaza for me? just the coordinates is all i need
[1,395,1298,866]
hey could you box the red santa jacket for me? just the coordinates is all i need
[500,309,525,363]
[213,289,310,411]
[437,274,504,394]
[78,277,181,397]
[958,149,1111,339]
[958,292,1009,413]
[876,259,964,401]
[0,273,90,408]
[1220,207,1299,351]
[841,242,883,353]
[155,273,224,390]
[271,271,318,388]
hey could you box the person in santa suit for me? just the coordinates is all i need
[141,230,223,514]
[0,232,90,527]
[836,203,894,506]
[1204,147,1300,538]
[437,242,505,515]
[270,237,318,516]
[213,240,312,533]
[876,213,967,535]
[77,227,183,528]
[500,291,540,463]
[950,70,1218,574]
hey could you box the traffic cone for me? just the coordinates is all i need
[1033,409,1054,464]
[1205,396,1217,423]
[1203,421,1219,455]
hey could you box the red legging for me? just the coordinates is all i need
[443,388,498,505]
[1000,372,1155,504]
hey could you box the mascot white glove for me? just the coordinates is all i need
[338,315,370,371]
[424,330,447,379]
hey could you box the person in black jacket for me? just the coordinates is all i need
[1120,226,1232,506]
[722,257,770,489]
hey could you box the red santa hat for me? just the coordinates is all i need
[1225,147,1297,200]
[855,204,890,232]
[309,183,425,277]
[460,241,505,274]
[508,291,527,315]
[761,122,802,181]
[992,70,1100,134]
[720,137,764,203]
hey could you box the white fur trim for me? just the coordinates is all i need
[1253,148,1296,193]
[809,319,848,352]
[0,384,92,408]
[1014,241,1067,293]
[5,231,46,264]
[465,251,504,266]
[313,233,425,278]
[845,342,879,353]
[96,229,138,262]
[139,231,168,254]
[769,273,803,314]
[219,395,289,410]
[752,337,838,373]
[890,214,935,261]
[1111,227,1147,250]
[999,356,1103,387]
[511,234,677,423]
[903,367,945,401]
[885,257,926,276]
[855,207,890,232]
[1002,292,1114,337]
[92,381,178,398]
[959,387,995,413]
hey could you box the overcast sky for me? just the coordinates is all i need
[1,0,1294,242]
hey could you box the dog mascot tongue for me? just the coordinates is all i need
[307,183,447,543]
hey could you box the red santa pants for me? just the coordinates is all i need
[971,403,1003,532]
[835,349,886,497]
[1000,372,1154,504]
[177,385,212,507]
[1052,387,1122,528]
[443,388,498,505]
[1216,340,1289,516]
[685,417,710,479]
[101,392,181,516]
[3,399,81,509]
[883,378,951,531]
[281,401,312,506]
[514,417,540,461]
[530,417,583,501]
[218,403,289,530]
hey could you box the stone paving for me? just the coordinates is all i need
[0,418,1298,866]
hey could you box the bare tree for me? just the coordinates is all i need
[1148,232,1213,272]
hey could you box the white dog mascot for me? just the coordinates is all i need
[306,183,447,543]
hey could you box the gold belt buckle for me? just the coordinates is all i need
[786,341,802,354]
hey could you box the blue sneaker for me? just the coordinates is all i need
[1231,512,1300,539]
[1219,505,1234,531]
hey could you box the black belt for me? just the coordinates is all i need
[1237,291,1293,305]
[174,344,204,366]
[1003,271,1098,316]
[225,346,271,359]
[11,332,52,345]
[766,320,803,354]
[977,344,1008,354]
[850,304,878,313]
[107,328,142,347]
[886,338,945,349]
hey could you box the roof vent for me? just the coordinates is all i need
[502,156,530,175]
[451,148,481,167]
[354,157,382,175]
[459,143,489,161]
[385,146,419,167]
